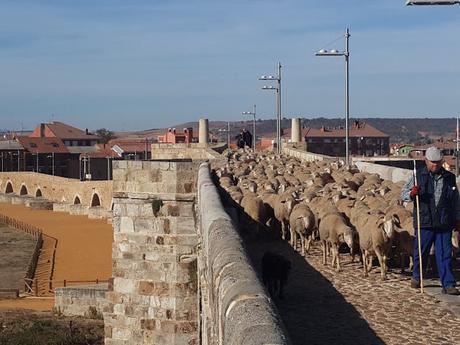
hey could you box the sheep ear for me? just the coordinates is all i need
[392,214,401,226]
[377,218,385,227]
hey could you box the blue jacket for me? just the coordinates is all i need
[414,167,457,230]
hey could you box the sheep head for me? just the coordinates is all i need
[379,214,398,239]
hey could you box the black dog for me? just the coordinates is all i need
[261,251,291,299]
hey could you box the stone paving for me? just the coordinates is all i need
[244,235,460,345]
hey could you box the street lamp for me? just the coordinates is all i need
[242,105,257,150]
[406,0,459,5]
[259,62,282,154]
[315,28,350,166]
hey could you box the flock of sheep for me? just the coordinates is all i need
[214,149,460,281]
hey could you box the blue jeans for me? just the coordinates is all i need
[413,227,456,288]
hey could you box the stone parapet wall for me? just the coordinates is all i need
[283,147,337,162]
[354,161,412,183]
[55,284,109,317]
[104,160,199,345]
[151,143,224,161]
[0,172,112,210]
[198,162,290,345]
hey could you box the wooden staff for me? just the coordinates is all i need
[413,160,424,294]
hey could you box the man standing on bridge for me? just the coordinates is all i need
[401,146,460,295]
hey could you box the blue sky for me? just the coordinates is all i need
[1,0,460,131]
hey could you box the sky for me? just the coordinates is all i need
[1,0,460,131]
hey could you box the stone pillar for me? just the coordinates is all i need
[105,160,199,345]
[199,118,209,145]
[291,118,301,143]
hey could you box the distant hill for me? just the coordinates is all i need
[114,117,457,145]
[219,117,458,144]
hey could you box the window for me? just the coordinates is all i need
[30,142,37,148]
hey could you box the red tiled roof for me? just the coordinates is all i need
[304,122,388,138]
[16,136,68,154]
[83,147,119,158]
[31,121,99,140]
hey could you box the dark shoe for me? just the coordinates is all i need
[441,287,460,295]
[411,279,421,289]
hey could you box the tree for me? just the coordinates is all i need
[95,128,116,144]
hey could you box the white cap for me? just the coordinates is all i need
[425,147,443,161]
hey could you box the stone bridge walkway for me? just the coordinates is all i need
[244,235,460,345]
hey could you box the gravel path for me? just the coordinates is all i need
[244,236,460,345]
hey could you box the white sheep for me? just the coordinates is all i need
[289,203,317,255]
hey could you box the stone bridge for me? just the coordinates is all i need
[100,147,412,345]
[0,172,112,218]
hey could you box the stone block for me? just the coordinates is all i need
[112,327,131,341]
[112,169,127,182]
[120,217,134,233]
[113,278,136,294]
[174,217,197,235]
[114,160,128,169]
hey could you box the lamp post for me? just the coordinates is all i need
[259,62,282,154]
[242,105,257,150]
[316,28,350,166]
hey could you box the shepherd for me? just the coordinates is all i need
[401,147,460,295]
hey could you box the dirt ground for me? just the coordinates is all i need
[0,203,113,310]
[0,224,36,291]
[245,234,460,345]
[0,309,103,345]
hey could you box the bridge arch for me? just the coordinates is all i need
[73,195,82,205]
[35,188,43,197]
[91,193,101,207]
[19,184,28,196]
[5,181,13,194]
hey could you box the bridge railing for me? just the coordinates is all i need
[282,146,339,162]
[198,162,291,345]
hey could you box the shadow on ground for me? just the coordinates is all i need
[243,234,385,345]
